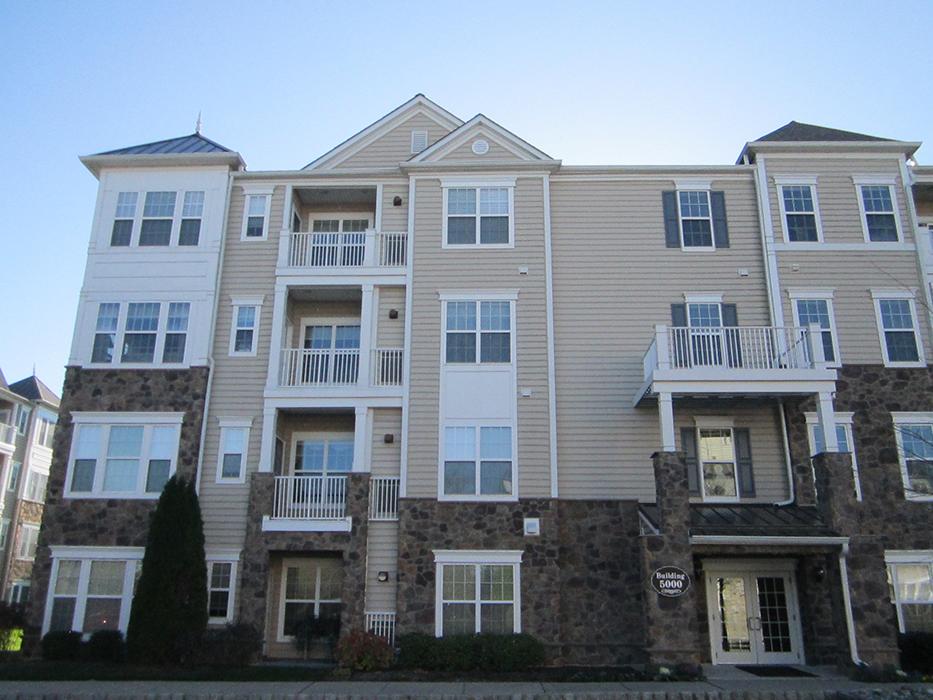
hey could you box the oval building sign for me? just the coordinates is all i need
[651,566,691,597]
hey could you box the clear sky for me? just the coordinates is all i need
[1,0,931,394]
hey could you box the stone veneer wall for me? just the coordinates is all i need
[26,366,210,638]
[238,472,370,644]
[396,498,647,666]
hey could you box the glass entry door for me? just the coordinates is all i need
[705,564,803,665]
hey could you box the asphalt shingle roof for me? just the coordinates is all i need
[96,133,234,156]
[756,121,891,143]
[9,376,60,408]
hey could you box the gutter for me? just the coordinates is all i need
[838,543,864,666]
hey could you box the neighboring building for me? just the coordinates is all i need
[27,97,933,667]
[0,370,60,606]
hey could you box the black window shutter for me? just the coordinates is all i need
[681,427,700,496]
[734,427,756,497]
[711,191,729,248]
[722,303,742,367]
[662,191,680,248]
[721,304,738,326]
[671,303,687,327]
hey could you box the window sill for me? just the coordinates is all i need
[442,243,515,250]
[64,493,161,500]
[438,494,519,503]
[883,361,927,369]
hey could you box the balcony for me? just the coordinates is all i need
[0,422,15,454]
[636,324,836,405]
[278,230,407,274]
[279,348,404,389]
[262,475,351,532]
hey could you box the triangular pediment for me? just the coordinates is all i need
[408,114,552,164]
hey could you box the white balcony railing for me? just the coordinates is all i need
[271,475,347,520]
[283,230,407,269]
[369,477,400,520]
[0,423,15,446]
[372,348,404,386]
[365,611,397,645]
[280,348,360,386]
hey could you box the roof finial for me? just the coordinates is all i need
[32,363,36,377]
[196,111,203,135]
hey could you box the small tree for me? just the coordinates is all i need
[126,475,208,664]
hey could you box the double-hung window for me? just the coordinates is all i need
[434,551,521,637]
[14,404,31,435]
[698,428,738,500]
[887,554,933,633]
[230,298,262,356]
[857,183,900,242]
[872,292,924,366]
[179,191,204,246]
[35,410,56,449]
[678,191,713,248]
[110,192,138,246]
[122,303,160,362]
[92,303,120,363]
[162,303,190,363]
[891,413,933,501]
[23,470,49,503]
[445,300,511,364]
[243,194,270,240]
[790,292,839,365]
[0,520,9,549]
[442,425,513,498]
[46,554,141,635]
[207,560,236,622]
[806,412,861,500]
[779,183,822,242]
[16,525,39,560]
[217,419,251,483]
[139,192,176,246]
[9,581,29,605]
[444,185,512,246]
[66,414,182,498]
[7,461,21,493]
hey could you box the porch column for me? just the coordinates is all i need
[816,391,839,451]
[658,392,676,452]
[353,405,370,472]
[266,283,289,391]
[257,404,277,473]
[358,283,375,387]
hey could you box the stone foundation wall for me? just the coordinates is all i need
[26,366,210,638]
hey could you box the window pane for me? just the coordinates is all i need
[326,441,354,472]
[110,219,133,246]
[283,602,314,637]
[447,217,476,245]
[246,216,265,237]
[89,561,125,595]
[867,214,898,242]
[896,564,933,602]
[222,454,242,479]
[83,598,121,632]
[311,219,339,233]
[179,219,201,246]
[234,329,254,353]
[689,303,722,328]
[122,334,156,362]
[115,192,138,218]
[886,332,920,362]
[480,217,509,244]
[208,590,229,618]
[796,299,834,361]
[861,185,893,212]
[480,603,514,634]
[162,334,186,363]
[703,462,737,497]
[97,303,120,332]
[442,603,475,635]
[445,427,475,460]
[480,565,513,601]
[108,426,143,457]
[71,459,96,492]
[55,560,81,595]
[444,461,475,495]
[681,219,713,247]
[144,191,176,217]
[104,459,138,491]
[296,440,325,472]
[139,219,172,246]
[679,190,710,217]
[480,461,512,494]
[479,188,509,215]
[342,219,369,233]
[880,300,913,330]
[782,185,814,213]
[237,306,256,328]
[92,334,114,363]
[443,565,475,599]
[446,333,476,363]
[447,302,476,331]
[786,214,819,242]
[126,303,160,331]
[50,598,76,632]
[902,604,933,632]
[211,562,232,589]
[447,188,476,216]
[247,195,266,216]
[480,333,510,362]
[334,326,361,349]
[319,561,343,599]
[167,303,190,331]
[906,460,933,497]
[146,459,171,492]
[182,191,204,217]
[480,302,510,331]
[480,427,511,459]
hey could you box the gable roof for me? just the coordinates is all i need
[756,121,892,143]
[407,113,554,165]
[96,132,235,156]
[9,376,60,408]
[303,94,463,170]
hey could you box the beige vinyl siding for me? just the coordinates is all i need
[550,175,770,500]
[766,157,914,244]
[381,182,409,231]
[371,409,402,476]
[407,177,552,499]
[364,521,398,612]
[778,251,932,365]
[199,183,284,548]
[439,134,520,161]
[376,287,405,348]
[674,403,789,503]
[337,114,454,170]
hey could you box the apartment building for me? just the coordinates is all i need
[27,96,933,668]
[0,370,60,605]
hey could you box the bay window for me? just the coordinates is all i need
[90,300,195,366]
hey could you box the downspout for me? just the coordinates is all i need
[194,170,235,495]
[774,401,796,506]
[838,543,864,666]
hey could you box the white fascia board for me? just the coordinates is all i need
[80,153,244,178]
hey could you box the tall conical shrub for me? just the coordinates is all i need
[126,475,208,664]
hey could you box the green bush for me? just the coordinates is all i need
[335,629,394,671]
[86,630,126,663]
[41,631,82,660]
[0,602,26,652]
[396,633,545,672]
[193,624,262,667]
[899,632,933,674]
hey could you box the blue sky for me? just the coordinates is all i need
[1,0,931,393]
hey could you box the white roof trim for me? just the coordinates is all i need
[410,114,551,163]
[303,95,463,171]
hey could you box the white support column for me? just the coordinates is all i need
[658,392,676,452]
[807,323,827,368]
[358,283,375,386]
[277,229,290,268]
[266,283,289,390]
[816,391,839,452]
[258,403,277,473]
[353,405,370,472]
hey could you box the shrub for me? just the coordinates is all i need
[397,633,545,672]
[0,602,26,652]
[899,632,933,674]
[126,476,208,664]
[86,630,126,663]
[193,624,262,667]
[335,629,394,671]
[41,631,82,660]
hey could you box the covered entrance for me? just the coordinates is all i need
[704,560,804,665]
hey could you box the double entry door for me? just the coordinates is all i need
[705,561,804,665]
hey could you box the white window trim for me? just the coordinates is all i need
[775,179,825,245]
[695,426,740,503]
[441,182,515,249]
[88,300,193,368]
[433,550,522,637]
[216,418,252,485]
[240,188,273,241]
[676,188,715,252]
[439,421,517,503]
[890,412,933,502]
[229,296,264,357]
[804,411,861,501]
[854,178,903,244]
[441,297,516,368]
[788,289,842,367]
[693,416,735,429]
[206,555,239,624]
[16,524,39,560]
[870,290,926,367]
[65,412,184,500]
[884,550,933,632]
[42,547,143,636]
[683,292,724,304]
